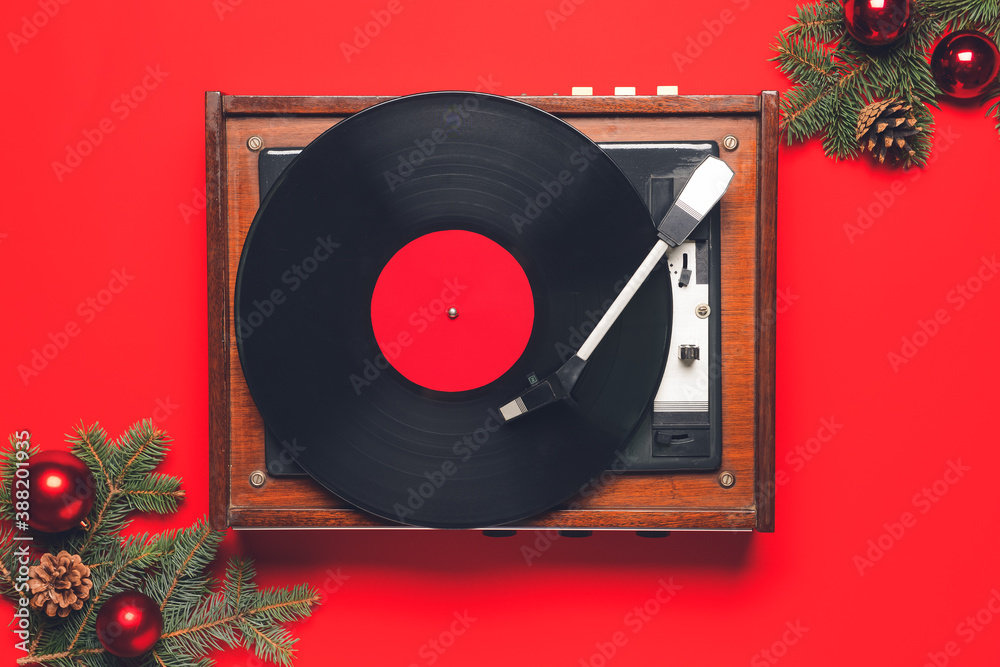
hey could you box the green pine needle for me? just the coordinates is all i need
[772,0,1000,166]
[780,83,833,143]
[1,423,319,667]
[784,2,845,44]
[925,0,1000,32]
[772,32,838,87]
[984,81,1000,138]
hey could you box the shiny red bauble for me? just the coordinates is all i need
[843,0,911,46]
[95,592,163,658]
[931,30,1000,98]
[25,450,96,532]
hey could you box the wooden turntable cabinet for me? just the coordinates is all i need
[206,92,777,532]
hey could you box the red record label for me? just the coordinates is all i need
[370,230,534,392]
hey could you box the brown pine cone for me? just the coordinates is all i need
[856,99,923,168]
[27,551,93,617]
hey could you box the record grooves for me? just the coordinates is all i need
[235,92,671,528]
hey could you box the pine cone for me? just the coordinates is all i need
[27,551,93,617]
[856,99,923,168]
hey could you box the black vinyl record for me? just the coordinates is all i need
[235,91,670,528]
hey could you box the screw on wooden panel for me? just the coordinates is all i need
[719,471,736,488]
[723,135,739,151]
[695,303,710,319]
[247,135,263,151]
[249,470,266,488]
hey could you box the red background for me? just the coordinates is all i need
[3,0,1000,665]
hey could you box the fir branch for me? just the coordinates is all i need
[146,649,213,667]
[122,474,186,514]
[984,81,1000,138]
[780,83,833,143]
[4,424,316,667]
[835,56,878,103]
[60,537,165,655]
[15,646,105,666]
[62,421,184,557]
[907,98,936,166]
[769,0,999,165]
[68,423,113,490]
[822,91,862,159]
[925,0,1000,32]
[151,520,224,612]
[772,32,838,87]
[112,422,171,485]
[158,565,320,667]
[784,2,845,43]
[0,524,28,601]
[0,432,40,521]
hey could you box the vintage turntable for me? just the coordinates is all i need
[206,91,777,532]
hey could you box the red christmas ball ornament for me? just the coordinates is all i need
[96,592,163,658]
[843,0,911,47]
[931,30,1000,98]
[25,451,96,533]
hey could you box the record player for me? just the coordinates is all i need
[206,91,777,532]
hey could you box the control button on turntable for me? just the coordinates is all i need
[678,252,692,287]
[678,268,692,288]
[678,344,700,361]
